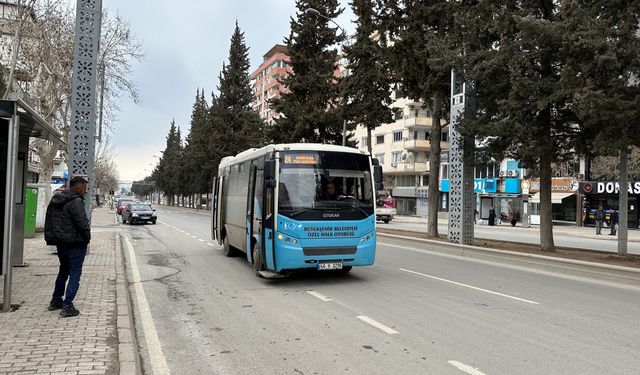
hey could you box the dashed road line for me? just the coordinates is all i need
[306,290,333,302]
[191,235,198,239]
[399,268,540,305]
[206,243,215,247]
[448,360,488,375]
[198,239,205,242]
[356,315,399,335]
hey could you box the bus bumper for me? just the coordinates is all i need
[274,239,376,272]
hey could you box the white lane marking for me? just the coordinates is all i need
[399,268,540,305]
[356,315,399,335]
[123,237,170,375]
[184,232,191,235]
[191,235,198,239]
[206,243,215,247]
[448,360,488,375]
[198,239,205,242]
[306,290,333,302]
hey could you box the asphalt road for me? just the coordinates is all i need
[118,207,640,375]
[381,219,640,255]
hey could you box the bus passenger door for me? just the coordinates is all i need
[246,165,257,263]
[211,177,222,245]
[263,159,276,271]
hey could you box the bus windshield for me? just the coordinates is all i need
[278,151,374,220]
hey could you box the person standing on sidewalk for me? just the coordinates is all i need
[595,206,604,235]
[44,176,91,317]
[609,210,619,236]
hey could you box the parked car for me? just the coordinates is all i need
[116,199,135,215]
[121,203,157,224]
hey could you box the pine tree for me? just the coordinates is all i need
[458,1,576,252]
[269,0,345,144]
[342,0,392,155]
[215,22,264,155]
[377,0,456,238]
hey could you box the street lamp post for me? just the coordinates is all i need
[306,7,349,146]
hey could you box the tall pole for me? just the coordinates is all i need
[69,0,103,219]
[618,146,628,255]
[448,71,475,245]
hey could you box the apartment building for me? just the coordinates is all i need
[352,94,449,216]
[250,44,291,125]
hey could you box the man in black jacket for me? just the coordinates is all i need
[44,176,91,317]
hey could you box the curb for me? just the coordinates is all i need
[115,232,142,374]
[378,232,640,288]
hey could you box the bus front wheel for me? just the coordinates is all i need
[339,266,352,274]
[252,243,264,277]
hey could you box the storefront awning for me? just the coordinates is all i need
[529,192,575,204]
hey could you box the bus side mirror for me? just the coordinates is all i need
[374,165,383,191]
[265,159,276,189]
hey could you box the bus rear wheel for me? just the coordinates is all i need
[223,235,238,257]
[252,243,264,277]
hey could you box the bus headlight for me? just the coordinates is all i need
[359,233,373,244]
[278,233,299,246]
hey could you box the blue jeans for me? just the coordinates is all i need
[51,243,88,308]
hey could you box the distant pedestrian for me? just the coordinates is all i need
[511,210,518,227]
[44,176,91,317]
[595,206,604,235]
[609,210,619,236]
[488,207,496,226]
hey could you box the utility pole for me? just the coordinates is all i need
[69,0,103,219]
[448,71,475,245]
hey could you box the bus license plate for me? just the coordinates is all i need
[319,262,343,271]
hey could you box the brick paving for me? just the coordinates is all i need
[0,208,132,375]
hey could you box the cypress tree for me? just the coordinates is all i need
[269,0,345,144]
[184,89,211,195]
[157,121,183,206]
[342,0,392,155]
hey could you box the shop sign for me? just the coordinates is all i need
[529,178,579,193]
[580,181,640,195]
[441,178,497,193]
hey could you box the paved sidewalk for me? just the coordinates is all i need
[0,207,138,375]
[393,215,640,243]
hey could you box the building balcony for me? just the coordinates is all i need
[402,117,431,129]
[387,161,428,173]
[403,139,430,151]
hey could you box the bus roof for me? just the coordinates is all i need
[219,143,370,170]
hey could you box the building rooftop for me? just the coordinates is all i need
[263,44,288,61]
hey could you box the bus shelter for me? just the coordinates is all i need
[1,99,64,312]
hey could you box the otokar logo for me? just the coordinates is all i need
[323,213,340,218]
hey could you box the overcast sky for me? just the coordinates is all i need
[103,0,355,181]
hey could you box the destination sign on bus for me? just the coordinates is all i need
[283,154,318,165]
